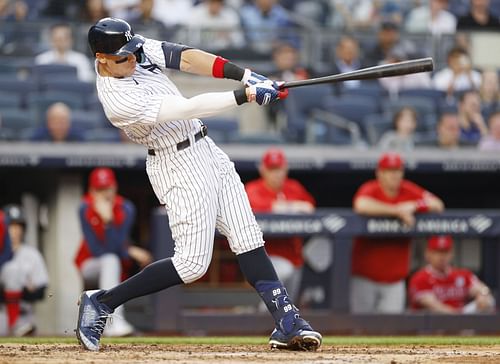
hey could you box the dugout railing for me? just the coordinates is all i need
[147,208,500,335]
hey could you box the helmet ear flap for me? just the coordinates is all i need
[134,47,145,63]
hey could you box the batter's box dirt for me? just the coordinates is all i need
[0,344,499,364]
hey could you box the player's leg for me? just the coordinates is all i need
[350,275,378,313]
[83,254,135,337]
[77,144,219,350]
[212,141,321,351]
[0,261,23,333]
[375,280,405,313]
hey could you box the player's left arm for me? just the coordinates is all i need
[469,276,495,311]
[179,48,275,87]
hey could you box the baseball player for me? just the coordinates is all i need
[76,17,321,352]
[409,235,495,314]
[75,167,152,337]
[0,205,49,336]
[351,152,445,314]
[245,148,315,303]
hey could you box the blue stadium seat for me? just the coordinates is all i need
[398,88,446,111]
[82,128,122,143]
[203,116,240,143]
[71,110,108,130]
[283,84,335,142]
[0,79,38,107]
[363,113,392,146]
[339,82,387,99]
[382,96,437,118]
[31,64,78,81]
[40,78,96,97]
[27,91,86,119]
[0,109,39,136]
[0,92,22,109]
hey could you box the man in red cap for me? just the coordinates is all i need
[75,167,152,336]
[409,235,495,313]
[245,148,315,302]
[351,152,445,313]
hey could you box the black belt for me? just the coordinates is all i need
[148,125,207,156]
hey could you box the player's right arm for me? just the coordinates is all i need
[79,203,106,257]
[415,293,460,314]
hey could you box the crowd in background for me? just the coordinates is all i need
[0,0,500,148]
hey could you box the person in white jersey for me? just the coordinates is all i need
[76,17,322,352]
[0,205,49,337]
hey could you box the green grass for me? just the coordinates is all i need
[0,336,500,346]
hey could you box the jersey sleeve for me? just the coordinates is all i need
[409,270,434,305]
[245,182,273,212]
[142,38,192,70]
[402,180,430,199]
[103,88,164,128]
[353,181,377,204]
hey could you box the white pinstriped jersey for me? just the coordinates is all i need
[93,37,264,283]
[95,38,202,149]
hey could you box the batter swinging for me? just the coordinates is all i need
[76,17,322,352]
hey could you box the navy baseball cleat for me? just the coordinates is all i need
[268,315,322,351]
[76,290,113,351]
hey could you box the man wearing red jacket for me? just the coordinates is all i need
[409,235,495,314]
[75,167,152,336]
[245,148,315,301]
[351,152,445,313]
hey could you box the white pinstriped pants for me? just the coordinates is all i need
[146,136,265,283]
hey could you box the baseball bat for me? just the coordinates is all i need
[280,57,434,89]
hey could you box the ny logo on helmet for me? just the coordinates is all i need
[124,30,133,41]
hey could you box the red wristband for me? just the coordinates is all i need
[212,56,228,78]
[415,199,429,213]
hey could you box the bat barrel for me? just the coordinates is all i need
[281,57,434,89]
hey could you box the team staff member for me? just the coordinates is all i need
[76,18,321,352]
[409,235,495,314]
[245,148,315,302]
[0,205,48,336]
[75,167,152,337]
[351,152,445,314]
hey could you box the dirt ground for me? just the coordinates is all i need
[0,344,499,364]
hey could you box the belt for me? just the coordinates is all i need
[148,125,207,156]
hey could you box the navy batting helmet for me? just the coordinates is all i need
[4,204,26,226]
[88,17,145,56]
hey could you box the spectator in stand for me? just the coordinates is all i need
[377,107,418,151]
[434,111,464,149]
[34,23,94,82]
[187,0,245,50]
[0,205,49,337]
[457,89,489,144]
[351,152,445,314]
[432,47,482,97]
[30,102,84,143]
[409,235,495,314]
[363,20,418,67]
[479,69,500,115]
[81,0,110,24]
[332,36,362,90]
[239,0,296,53]
[378,46,432,97]
[245,148,315,302]
[405,0,457,35]
[102,0,139,19]
[150,0,194,29]
[75,167,152,337]
[457,0,500,31]
[267,41,311,131]
[329,0,381,31]
[478,111,500,150]
[124,0,169,39]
